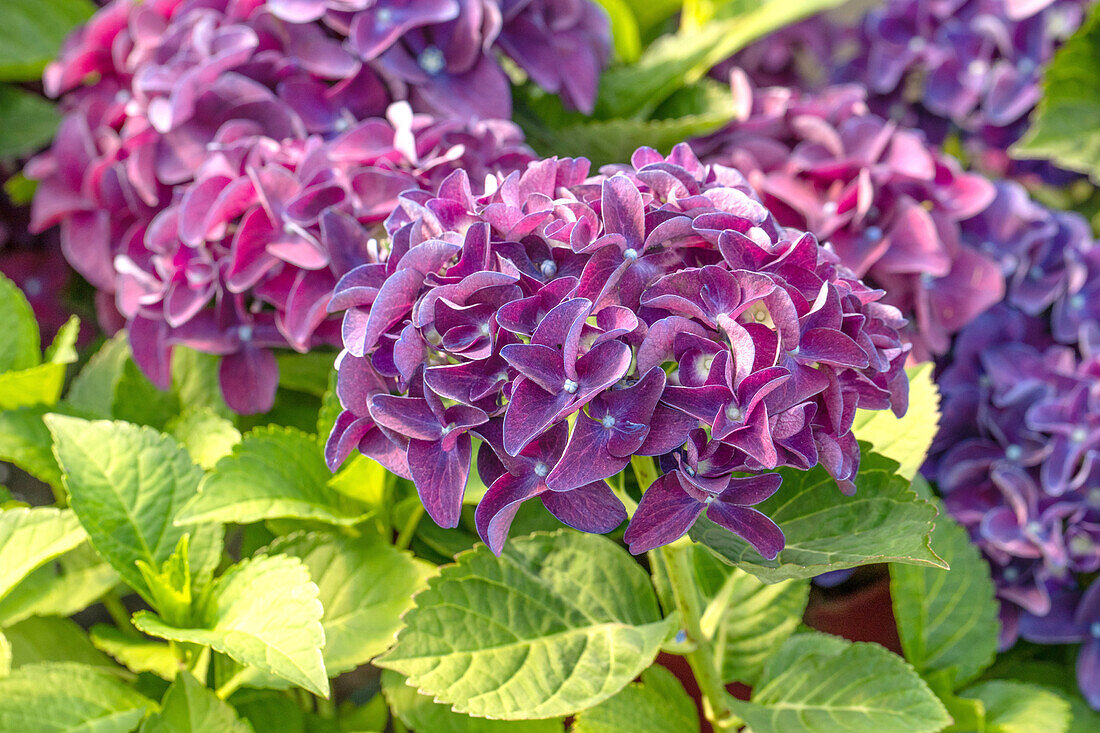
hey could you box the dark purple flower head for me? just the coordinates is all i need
[328,144,910,552]
[694,77,1002,359]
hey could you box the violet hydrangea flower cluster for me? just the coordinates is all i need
[838,0,1091,182]
[928,179,1100,707]
[693,77,1002,360]
[326,144,911,558]
[267,0,610,119]
[27,0,547,412]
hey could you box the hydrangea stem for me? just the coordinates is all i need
[660,542,743,731]
[631,456,741,730]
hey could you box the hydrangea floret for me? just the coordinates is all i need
[327,144,911,557]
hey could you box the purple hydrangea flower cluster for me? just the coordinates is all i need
[928,179,1100,707]
[725,1,1090,184]
[326,144,911,557]
[109,105,531,413]
[693,77,1002,360]
[839,0,1091,182]
[267,0,610,119]
[27,0,550,411]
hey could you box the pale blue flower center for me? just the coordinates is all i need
[238,324,253,342]
[1071,427,1088,444]
[22,277,42,297]
[623,248,639,260]
[1005,444,1023,461]
[1092,621,1100,639]
[865,226,883,241]
[540,260,557,278]
[1002,566,1020,582]
[534,462,549,478]
[563,379,578,394]
[418,46,445,74]
[601,415,616,428]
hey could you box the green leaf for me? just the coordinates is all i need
[692,449,945,582]
[136,535,197,628]
[0,84,58,159]
[171,347,229,417]
[66,335,130,417]
[596,0,846,118]
[570,665,699,733]
[230,691,308,733]
[1014,3,1100,180]
[167,409,241,471]
[262,531,432,676]
[0,0,95,81]
[378,530,676,720]
[591,0,641,62]
[728,634,951,733]
[327,454,389,509]
[90,625,179,681]
[0,542,117,627]
[0,662,152,733]
[114,359,182,429]
[382,670,561,733]
[852,364,940,481]
[44,316,80,366]
[0,362,68,409]
[140,671,252,733]
[0,405,65,487]
[46,416,222,603]
[0,629,8,676]
[276,352,336,397]
[178,426,369,527]
[133,553,329,697]
[891,507,999,688]
[0,507,86,603]
[316,372,341,442]
[690,546,809,686]
[0,271,40,373]
[2,617,115,669]
[524,103,736,168]
[962,680,1071,733]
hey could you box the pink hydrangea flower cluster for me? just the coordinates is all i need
[27,0,548,411]
[693,76,1003,359]
[327,144,910,557]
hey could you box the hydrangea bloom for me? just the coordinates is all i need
[693,77,1001,359]
[327,145,910,557]
[28,0,539,411]
[928,180,1100,707]
[726,1,1090,183]
[267,0,610,119]
[111,105,532,413]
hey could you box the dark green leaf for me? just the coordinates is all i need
[140,671,252,733]
[0,0,95,81]
[0,662,152,732]
[0,85,58,158]
[1014,3,1100,180]
[891,507,999,687]
[570,665,699,733]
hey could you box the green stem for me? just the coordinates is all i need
[660,542,742,731]
[394,504,424,550]
[215,668,250,701]
[102,592,137,636]
[315,694,336,719]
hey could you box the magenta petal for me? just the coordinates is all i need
[474,471,541,555]
[601,174,644,250]
[219,346,278,415]
[325,412,374,470]
[502,378,572,456]
[623,472,704,554]
[545,412,628,492]
[407,434,471,529]
[718,473,782,506]
[370,395,444,441]
[705,502,785,560]
[1078,638,1100,709]
[353,268,422,356]
[541,480,626,534]
[500,343,568,392]
[798,328,870,369]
